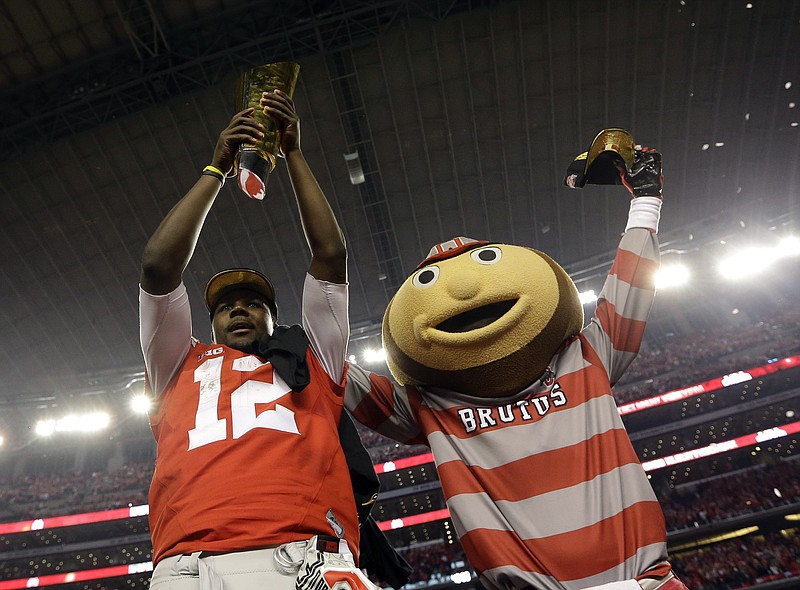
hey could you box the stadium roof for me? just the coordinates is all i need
[1,0,799,430]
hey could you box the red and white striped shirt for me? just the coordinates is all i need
[346,224,673,589]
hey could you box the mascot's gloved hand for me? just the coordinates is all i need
[619,147,662,198]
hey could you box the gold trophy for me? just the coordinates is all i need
[564,128,635,188]
[234,62,301,200]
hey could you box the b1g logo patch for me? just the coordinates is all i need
[197,347,223,361]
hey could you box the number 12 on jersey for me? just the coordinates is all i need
[188,356,300,450]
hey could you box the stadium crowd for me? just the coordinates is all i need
[389,533,800,590]
[614,305,800,403]
[670,530,800,589]
[391,542,470,588]
[3,456,798,534]
[0,463,149,519]
[2,305,800,588]
[659,460,800,531]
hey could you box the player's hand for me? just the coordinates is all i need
[260,90,300,157]
[210,108,265,175]
[618,146,663,198]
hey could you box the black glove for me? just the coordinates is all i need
[619,147,662,198]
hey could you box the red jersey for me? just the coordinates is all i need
[148,342,358,564]
[140,275,355,565]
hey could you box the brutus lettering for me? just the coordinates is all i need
[457,383,568,433]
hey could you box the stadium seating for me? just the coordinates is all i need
[2,304,800,589]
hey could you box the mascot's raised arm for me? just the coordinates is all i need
[345,130,690,590]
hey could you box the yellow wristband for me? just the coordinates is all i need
[204,165,225,177]
[202,165,225,184]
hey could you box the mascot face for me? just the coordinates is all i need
[382,242,584,398]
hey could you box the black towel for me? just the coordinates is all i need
[259,325,412,588]
[258,324,312,391]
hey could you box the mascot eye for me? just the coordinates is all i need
[412,266,440,288]
[470,247,502,265]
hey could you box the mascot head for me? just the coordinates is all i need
[382,237,584,398]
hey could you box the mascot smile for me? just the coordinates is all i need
[383,238,583,398]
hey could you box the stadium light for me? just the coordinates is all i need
[717,235,800,280]
[655,263,690,289]
[36,419,57,437]
[669,526,759,552]
[717,246,773,279]
[363,348,386,363]
[0,434,4,448]
[451,571,473,584]
[786,513,800,521]
[35,412,111,436]
[131,394,152,414]
[578,290,597,305]
[779,235,800,256]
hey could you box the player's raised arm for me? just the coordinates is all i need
[260,90,347,285]
[140,109,265,295]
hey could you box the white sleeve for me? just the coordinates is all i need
[301,274,349,383]
[139,282,192,397]
[625,196,662,233]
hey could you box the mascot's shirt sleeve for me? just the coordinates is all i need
[345,362,426,445]
[582,227,659,386]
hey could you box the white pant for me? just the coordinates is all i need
[583,582,641,590]
[150,546,296,590]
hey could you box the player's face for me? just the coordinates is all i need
[211,288,274,352]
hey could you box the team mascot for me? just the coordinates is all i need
[346,129,690,590]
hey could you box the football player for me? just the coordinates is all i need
[139,90,378,590]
